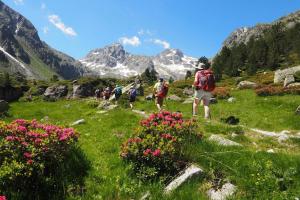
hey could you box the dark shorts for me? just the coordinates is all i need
[115,94,121,100]
[129,96,136,103]
[156,96,164,105]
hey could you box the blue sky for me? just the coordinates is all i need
[3,0,300,59]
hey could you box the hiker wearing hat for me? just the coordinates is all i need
[153,77,169,111]
[128,85,137,109]
[112,84,122,104]
[192,61,215,119]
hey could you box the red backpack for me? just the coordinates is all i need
[195,70,216,92]
[157,83,169,98]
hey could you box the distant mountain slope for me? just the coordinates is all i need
[0,1,84,80]
[80,43,197,80]
[223,10,300,48]
[213,9,300,79]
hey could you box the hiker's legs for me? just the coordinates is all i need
[193,98,199,116]
[156,97,162,111]
[203,98,210,119]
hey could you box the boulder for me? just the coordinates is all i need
[274,66,300,83]
[43,85,68,101]
[208,135,242,146]
[296,105,300,115]
[227,97,236,103]
[207,183,237,200]
[237,81,257,89]
[72,84,94,98]
[283,74,295,87]
[71,119,85,126]
[145,94,153,101]
[0,100,9,113]
[98,101,118,110]
[167,94,182,101]
[183,87,194,96]
[209,97,217,104]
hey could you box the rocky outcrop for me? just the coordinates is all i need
[237,81,257,89]
[296,105,300,115]
[274,66,300,83]
[0,86,23,101]
[283,74,295,87]
[43,85,68,101]
[72,84,94,98]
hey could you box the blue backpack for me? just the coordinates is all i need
[115,87,122,96]
[130,88,137,98]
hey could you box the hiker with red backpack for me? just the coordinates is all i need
[192,62,215,119]
[153,78,169,111]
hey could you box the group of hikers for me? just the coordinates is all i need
[94,60,215,119]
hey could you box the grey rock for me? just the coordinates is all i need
[208,135,242,146]
[164,164,203,194]
[274,66,300,83]
[296,105,300,115]
[227,97,236,103]
[71,119,85,126]
[132,109,149,118]
[209,97,218,104]
[43,85,68,101]
[283,74,295,87]
[72,84,94,98]
[145,94,154,101]
[267,149,275,153]
[167,94,182,101]
[0,100,9,113]
[98,101,118,110]
[183,87,194,96]
[237,81,257,89]
[207,183,237,200]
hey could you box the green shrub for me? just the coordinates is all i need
[120,111,199,182]
[0,119,90,199]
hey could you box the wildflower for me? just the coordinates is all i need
[0,196,7,200]
[23,152,32,158]
[17,125,27,132]
[152,149,161,157]
[27,159,33,165]
[143,149,152,156]
[5,136,14,141]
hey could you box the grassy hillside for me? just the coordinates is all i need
[3,86,300,199]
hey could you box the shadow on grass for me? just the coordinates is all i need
[3,145,91,200]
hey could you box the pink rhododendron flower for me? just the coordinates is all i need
[0,196,6,200]
[152,149,161,157]
[23,152,32,158]
[5,136,14,141]
[17,125,27,132]
[143,149,152,156]
[27,159,33,165]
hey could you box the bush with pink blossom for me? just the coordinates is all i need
[121,111,199,181]
[0,119,89,199]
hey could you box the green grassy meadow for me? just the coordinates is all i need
[3,88,300,199]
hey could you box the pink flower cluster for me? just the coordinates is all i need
[0,196,6,200]
[161,133,176,142]
[143,148,161,157]
[140,111,185,128]
[0,119,79,165]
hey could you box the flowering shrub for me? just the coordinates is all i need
[0,196,6,200]
[255,85,300,96]
[0,119,88,199]
[121,111,198,181]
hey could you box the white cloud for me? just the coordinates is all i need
[152,39,170,49]
[138,29,154,36]
[43,26,49,34]
[13,0,24,5]
[48,14,77,37]
[119,36,141,47]
[41,3,46,10]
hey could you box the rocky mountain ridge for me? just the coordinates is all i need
[80,43,197,80]
[0,1,83,80]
